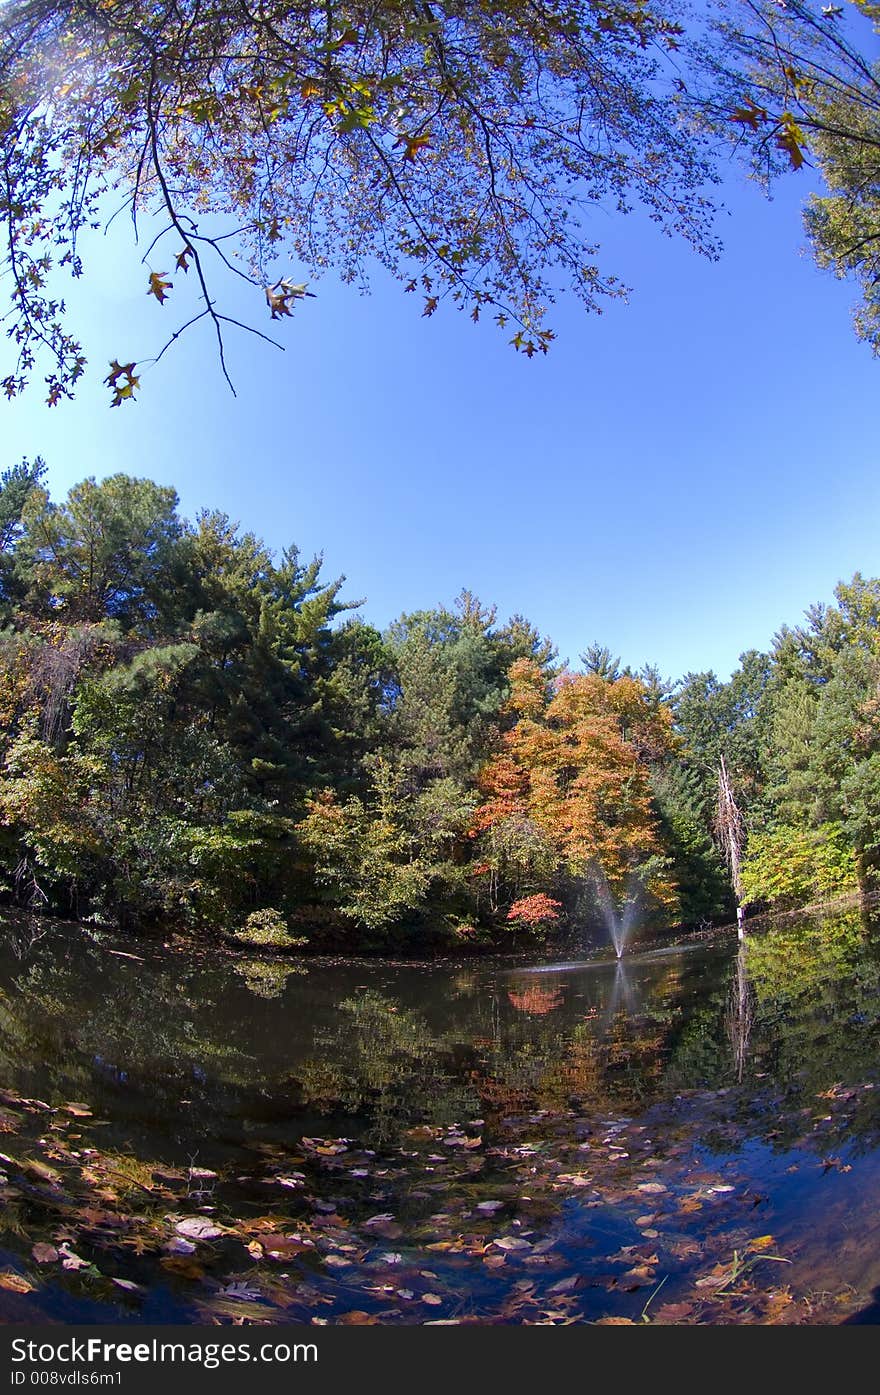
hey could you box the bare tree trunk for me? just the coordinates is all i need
[717,754,746,939]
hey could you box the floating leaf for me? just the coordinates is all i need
[31,1243,59,1264]
[175,1216,223,1240]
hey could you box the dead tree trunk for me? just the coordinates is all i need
[717,754,746,939]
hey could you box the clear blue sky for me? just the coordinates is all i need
[1,160,877,683]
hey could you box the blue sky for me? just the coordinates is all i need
[1,157,877,683]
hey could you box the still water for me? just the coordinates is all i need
[0,904,879,1324]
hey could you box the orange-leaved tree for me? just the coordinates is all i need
[472,658,677,922]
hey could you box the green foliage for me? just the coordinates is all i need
[740,822,858,909]
[651,762,732,923]
[0,467,877,945]
[233,908,308,949]
[297,766,438,932]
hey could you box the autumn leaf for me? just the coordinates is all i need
[265,279,314,318]
[104,360,139,407]
[300,78,322,100]
[729,101,768,130]
[175,247,192,273]
[147,271,172,303]
[31,1243,59,1264]
[397,132,432,161]
[775,115,806,170]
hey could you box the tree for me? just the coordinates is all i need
[0,0,722,401]
[752,575,880,899]
[0,457,45,616]
[651,760,732,923]
[474,659,677,922]
[16,474,183,628]
[705,0,880,350]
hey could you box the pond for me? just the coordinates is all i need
[0,903,879,1325]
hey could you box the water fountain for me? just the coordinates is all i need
[591,864,644,959]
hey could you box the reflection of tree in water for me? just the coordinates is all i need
[472,960,679,1118]
[725,943,754,1084]
[0,928,256,1131]
[6,904,880,1165]
[292,990,480,1142]
[663,908,880,1156]
[507,985,563,1015]
[234,958,306,999]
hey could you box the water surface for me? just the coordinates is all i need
[0,905,878,1324]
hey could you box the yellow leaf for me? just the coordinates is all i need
[748,1235,776,1251]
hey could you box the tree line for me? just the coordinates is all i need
[0,462,875,948]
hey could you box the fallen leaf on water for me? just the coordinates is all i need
[0,1272,34,1293]
[31,1243,59,1264]
[59,1246,89,1271]
[254,1233,308,1258]
[174,1217,223,1240]
[196,1295,275,1322]
[160,1256,205,1280]
[219,1283,262,1300]
[164,1237,197,1255]
[652,1302,695,1323]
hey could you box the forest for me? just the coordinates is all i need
[0,460,874,952]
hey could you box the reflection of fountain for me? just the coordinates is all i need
[591,864,644,959]
[725,942,754,1083]
[605,957,636,1024]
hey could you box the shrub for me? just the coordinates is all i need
[233,907,308,949]
[740,823,857,911]
[505,893,562,936]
